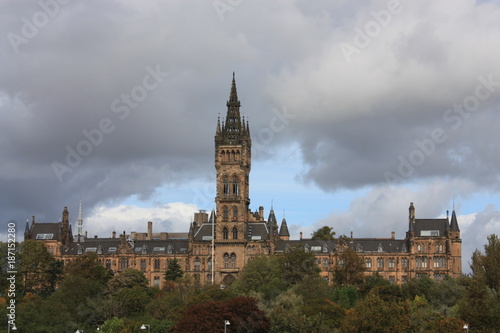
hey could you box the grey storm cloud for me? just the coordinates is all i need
[1,0,500,236]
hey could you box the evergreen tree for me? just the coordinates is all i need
[311,226,336,240]
[165,258,184,282]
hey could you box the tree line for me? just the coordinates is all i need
[0,233,499,332]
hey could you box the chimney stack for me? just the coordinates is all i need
[148,221,153,240]
[300,232,303,240]
[391,231,395,239]
[259,206,264,220]
[112,231,116,238]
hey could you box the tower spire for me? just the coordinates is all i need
[221,72,244,144]
[76,200,84,236]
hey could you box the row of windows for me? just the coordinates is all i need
[416,243,445,253]
[222,227,238,239]
[223,253,237,269]
[102,258,181,271]
[222,176,240,197]
[316,256,447,270]
[193,257,213,271]
[220,149,241,162]
[222,206,239,220]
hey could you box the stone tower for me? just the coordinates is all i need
[214,73,251,240]
[448,210,462,277]
[213,74,252,285]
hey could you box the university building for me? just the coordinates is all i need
[24,75,462,287]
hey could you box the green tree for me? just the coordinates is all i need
[332,247,366,287]
[16,293,77,332]
[311,226,336,240]
[65,252,113,285]
[19,240,63,293]
[231,255,287,301]
[264,289,313,333]
[471,234,500,292]
[279,245,321,285]
[341,292,411,333]
[457,235,500,332]
[106,269,151,318]
[402,274,435,301]
[332,285,359,309]
[108,268,149,293]
[165,258,184,282]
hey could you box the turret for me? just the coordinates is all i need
[408,202,415,232]
[448,209,462,276]
[279,218,290,241]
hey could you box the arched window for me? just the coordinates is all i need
[194,257,200,271]
[221,150,225,161]
[232,176,239,196]
[223,176,229,196]
[402,257,408,268]
[223,206,228,220]
[435,243,444,253]
[232,227,238,239]
[231,253,236,268]
[365,258,372,268]
[232,206,238,220]
[224,253,229,268]
[223,227,228,240]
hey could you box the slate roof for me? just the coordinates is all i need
[275,238,409,254]
[193,223,215,241]
[279,218,290,237]
[247,222,269,240]
[63,238,188,255]
[192,222,270,241]
[413,218,449,237]
[28,222,61,240]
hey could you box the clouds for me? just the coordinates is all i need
[0,0,499,272]
[265,0,500,191]
[84,202,198,238]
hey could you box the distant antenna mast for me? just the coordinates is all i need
[76,201,84,237]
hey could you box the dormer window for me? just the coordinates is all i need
[356,244,363,252]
